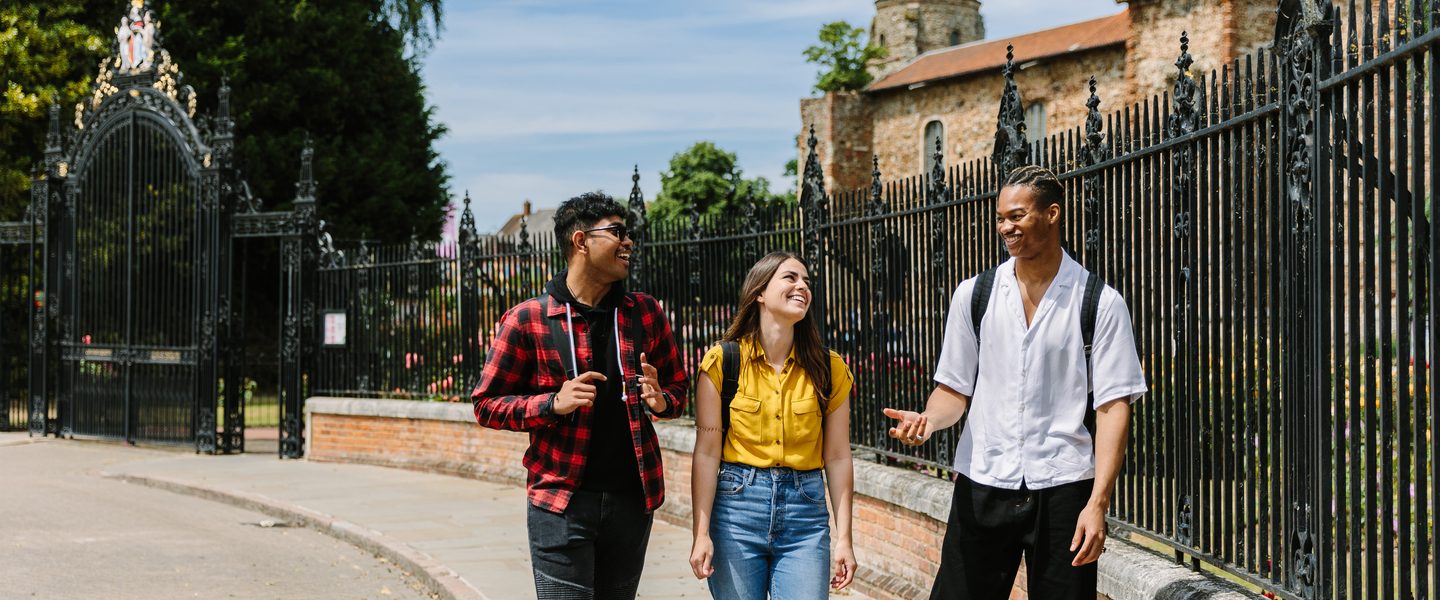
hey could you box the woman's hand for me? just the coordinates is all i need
[689,534,715,580]
[831,541,857,590]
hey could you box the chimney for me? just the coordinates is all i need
[523,199,532,216]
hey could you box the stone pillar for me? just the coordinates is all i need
[799,91,874,196]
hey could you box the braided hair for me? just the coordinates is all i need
[1003,165,1064,209]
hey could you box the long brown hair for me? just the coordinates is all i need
[721,251,832,410]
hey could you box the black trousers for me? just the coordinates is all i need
[527,490,654,600]
[929,475,1097,600]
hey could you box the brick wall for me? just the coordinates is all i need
[305,398,974,598]
[307,401,530,484]
[305,398,1250,600]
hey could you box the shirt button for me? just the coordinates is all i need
[775,415,782,420]
[774,440,780,445]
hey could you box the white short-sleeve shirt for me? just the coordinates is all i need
[933,254,1148,490]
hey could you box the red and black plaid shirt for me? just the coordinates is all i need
[472,289,688,514]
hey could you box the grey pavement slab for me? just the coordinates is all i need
[0,436,435,600]
[4,433,868,599]
[99,445,714,599]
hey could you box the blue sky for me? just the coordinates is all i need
[420,0,1120,235]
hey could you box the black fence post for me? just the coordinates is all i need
[627,167,648,293]
[458,192,480,395]
[1081,76,1110,274]
[27,106,62,438]
[1278,2,1330,596]
[279,136,318,459]
[1167,31,1200,568]
[197,80,235,455]
[865,156,891,450]
[801,125,829,335]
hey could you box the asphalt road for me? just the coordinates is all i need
[0,435,435,600]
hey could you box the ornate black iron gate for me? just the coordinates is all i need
[59,87,212,447]
[12,1,323,455]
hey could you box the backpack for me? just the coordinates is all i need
[716,340,830,434]
[967,266,1104,437]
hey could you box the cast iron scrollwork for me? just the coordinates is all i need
[626,167,648,290]
[1177,494,1194,546]
[800,125,828,308]
[992,45,1029,180]
[1081,76,1109,261]
[741,185,759,265]
[195,406,217,454]
[687,202,702,290]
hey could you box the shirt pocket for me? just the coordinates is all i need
[728,395,765,441]
[789,396,823,445]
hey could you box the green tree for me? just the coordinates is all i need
[2,1,449,242]
[0,1,109,220]
[158,0,450,242]
[649,142,789,223]
[802,21,886,93]
[782,157,798,197]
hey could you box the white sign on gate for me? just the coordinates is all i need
[322,311,346,347]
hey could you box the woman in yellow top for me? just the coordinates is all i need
[688,251,857,599]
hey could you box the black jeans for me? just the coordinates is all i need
[929,475,1097,600]
[527,490,654,600]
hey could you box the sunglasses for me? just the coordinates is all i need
[582,223,631,241]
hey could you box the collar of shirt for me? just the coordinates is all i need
[996,253,1083,329]
[741,335,796,369]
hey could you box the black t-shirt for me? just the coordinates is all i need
[549,275,643,497]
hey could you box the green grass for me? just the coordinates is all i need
[244,394,279,428]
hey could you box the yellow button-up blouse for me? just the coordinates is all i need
[698,337,853,470]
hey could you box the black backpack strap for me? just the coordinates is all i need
[970,267,999,344]
[1080,272,1103,440]
[545,296,578,380]
[1081,272,1103,358]
[719,341,740,433]
[960,266,999,437]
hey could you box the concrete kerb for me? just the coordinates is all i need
[102,470,488,600]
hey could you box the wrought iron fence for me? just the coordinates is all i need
[0,243,31,431]
[307,1,1437,597]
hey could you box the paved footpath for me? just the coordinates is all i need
[1,433,731,599]
[0,433,435,600]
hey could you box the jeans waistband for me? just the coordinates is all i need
[720,461,823,482]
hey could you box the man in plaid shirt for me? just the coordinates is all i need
[473,191,688,599]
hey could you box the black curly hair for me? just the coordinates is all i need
[553,191,627,260]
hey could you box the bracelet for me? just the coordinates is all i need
[695,425,722,433]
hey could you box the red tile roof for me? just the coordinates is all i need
[867,10,1130,93]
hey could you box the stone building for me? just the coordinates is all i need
[800,0,1279,193]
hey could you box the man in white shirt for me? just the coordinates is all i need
[884,165,1147,599]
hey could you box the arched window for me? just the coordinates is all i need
[1024,103,1047,142]
[949,30,961,46]
[923,120,944,175]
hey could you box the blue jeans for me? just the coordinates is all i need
[708,462,830,600]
